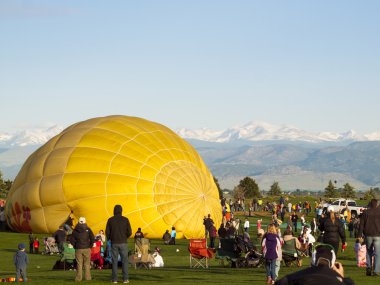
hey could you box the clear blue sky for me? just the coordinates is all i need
[1,0,379,134]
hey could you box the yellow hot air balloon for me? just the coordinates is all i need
[5,115,222,238]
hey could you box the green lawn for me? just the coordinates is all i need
[0,213,376,284]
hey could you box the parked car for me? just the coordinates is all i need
[323,198,367,218]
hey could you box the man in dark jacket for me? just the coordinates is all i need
[134,228,144,240]
[291,212,299,232]
[69,216,95,282]
[275,244,355,285]
[106,205,132,284]
[203,214,214,239]
[53,225,67,253]
[358,198,380,276]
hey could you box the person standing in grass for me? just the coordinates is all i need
[53,225,67,254]
[106,205,132,284]
[203,214,214,239]
[14,243,29,282]
[70,216,95,282]
[28,233,34,254]
[358,198,380,277]
[33,237,39,254]
[319,206,346,256]
[244,218,250,233]
[133,228,144,240]
[169,226,176,245]
[262,224,282,284]
[257,219,263,231]
[209,222,217,249]
[291,212,299,233]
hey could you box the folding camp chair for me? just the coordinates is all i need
[282,238,303,267]
[215,238,242,267]
[131,238,155,269]
[188,238,213,268]
[61,242,76,270]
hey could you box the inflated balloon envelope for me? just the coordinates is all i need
[5,115,222,239]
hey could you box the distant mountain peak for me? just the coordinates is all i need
[0,125,64,147]
[2,122,380,189]
[1,121,380,148]
[177,122,380,143]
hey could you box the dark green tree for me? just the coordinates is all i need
[237,177,261,198]
[0,170,13,198]
[324,180,338,198]
[233,185,245,200]
[341,183,356,199]
[268,181,282,196]
[213,176,223,199]
[363,187,376,200]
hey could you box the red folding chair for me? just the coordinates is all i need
[188,238,214,268]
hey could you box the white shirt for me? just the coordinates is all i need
[152,252,164,267]
[244,220,250,228]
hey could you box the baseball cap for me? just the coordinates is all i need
[78,217,86,224]
[18,243,26,250]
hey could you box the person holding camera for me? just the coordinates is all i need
[275,243,354,285]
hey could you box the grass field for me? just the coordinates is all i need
[0,211,377,284]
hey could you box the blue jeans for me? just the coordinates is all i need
[265,259,276,280]
[366,236,380,274]
[275,259,281,280]
[293,222,298,232]
[111,243,129,282]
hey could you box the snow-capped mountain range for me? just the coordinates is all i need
[2,121,380,190]
[0,125,64,147]
[177,121,380,143]
[1,121,380,147]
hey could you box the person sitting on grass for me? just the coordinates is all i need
[298,225,315,256]
[162,230,171,245]
[152,247,164,268]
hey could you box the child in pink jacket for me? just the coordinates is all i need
[354,238,366,267]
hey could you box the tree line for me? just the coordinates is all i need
[0,170,13,199]
[221,176,379,200]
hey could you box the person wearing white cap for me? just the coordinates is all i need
[318,206,346,255]
[69,216,95,282]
